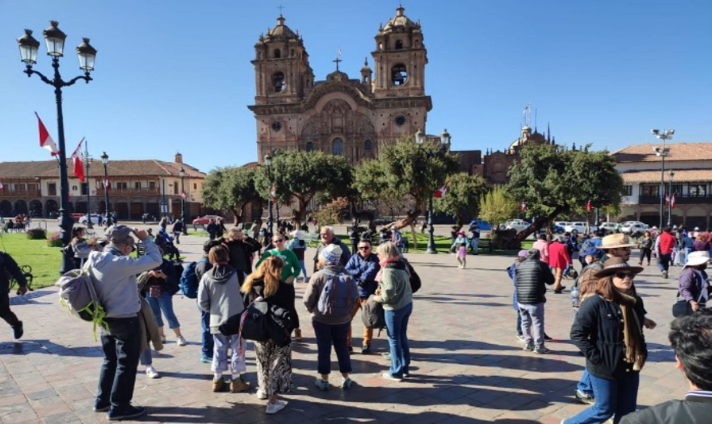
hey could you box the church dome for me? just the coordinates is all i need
[382,6,419,33]
[265,16,298,41]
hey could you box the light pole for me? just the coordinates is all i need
[652,129,674,229]
[667,169,675,227]
[100,152,111,226]
[415,128,450,254]
[264,154,274,244]
[81,140,93,229]
[179,167,188,235]
[18,21,97,274]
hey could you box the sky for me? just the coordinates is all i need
[1,0,710,173]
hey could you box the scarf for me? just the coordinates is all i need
[617,291,647,372]
[375,257,401,283]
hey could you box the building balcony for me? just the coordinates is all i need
[638,195,712,205]
[0,189,42,199]
[95,187,161,196]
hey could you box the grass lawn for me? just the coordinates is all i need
[0,233,62,289]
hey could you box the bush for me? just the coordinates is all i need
[47,231,63,247]
[27,228,47,240]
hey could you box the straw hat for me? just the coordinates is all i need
[684,251,710,268]
[600,234,637,250]
[595,257,644,278]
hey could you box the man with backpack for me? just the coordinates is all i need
[88,225,162,421]
[0,250,28,339]
[344,239,381,354]
[223,227,261,274]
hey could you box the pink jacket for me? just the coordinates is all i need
[532,240,549,264]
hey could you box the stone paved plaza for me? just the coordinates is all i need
[0,232,688,424]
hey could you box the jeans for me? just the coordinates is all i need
[312,320,352,375]
[565,371,639,424]
[385,302,413,378]
[470,238,479,254]
[518,302,545,348]
[348,298,374,347]
[639,248,651,264]
[516,310,522,336]
[199,304,213,360]
[173,231,181,244]
[212,334,246,374]
[97,317,141,410]
[147,291,180,329]
[657,253,671,272]
[298,260,308,279]
[0,281,21,328]
[139,348,152,366]
[577,369,592,395]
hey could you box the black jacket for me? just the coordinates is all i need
[571,294,647,380]
[242,278,297,334]
[515,258,555,304]
[224,237,261,274]
[0,251,26,288]
[619,391,712,424]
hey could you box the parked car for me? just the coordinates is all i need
[57,213,84,223]
[599,222,618,233]
[192,215,223,227]
[78,214,102,225]
[564,221,589,234]
[504,219,530,233]
[620,221,649,237]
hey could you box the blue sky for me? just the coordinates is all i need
[1,0,710,173]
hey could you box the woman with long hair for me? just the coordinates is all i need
[242,256,294,415]
[565,257,648,424]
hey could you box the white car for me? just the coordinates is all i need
[78,214,102,225]
[600,222,618,232]
[564,222,588,234]
[504,219,530,233]
[554,221,571,228]
[620,221,649,236]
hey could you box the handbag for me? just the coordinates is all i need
[672,291,705,318]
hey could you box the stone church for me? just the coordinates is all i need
[248,6,433,164]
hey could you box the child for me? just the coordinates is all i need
[457,240,468,269]
[507,250,528,341]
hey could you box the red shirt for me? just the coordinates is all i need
[548,241,572,268]
[658,232,676,255]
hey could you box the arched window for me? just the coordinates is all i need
[272,72,286,92]
[332,138,344,156]
[364,140,373,151]
[290,48,295,57]
[395,40,403,50]
[274,49,281,58]
[306,142,314,152]
[391,64,407,86]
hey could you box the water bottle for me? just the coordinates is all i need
[570,286,580,308]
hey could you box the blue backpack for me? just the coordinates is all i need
[317,272,358,317]
[179,257,208,299]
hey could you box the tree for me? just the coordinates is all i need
[254,150,353,223]
[201,166,262,225]
[478,185,519,230]
[506,143,624,241]
[433,172,488,226]
[312,197,349,228]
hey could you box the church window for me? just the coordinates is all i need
[274,49,281,58]
[306,142,314,152]
[290,48,295,57]
[391,64,407,86]
[364,140,372,151]
[394,115,406,126]
[272,72,286,92]
[332,138,344,156]
[271,121,282,131]
[395,40,403,50]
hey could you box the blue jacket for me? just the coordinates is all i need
[344,252,380,298]
[507,263,518,310]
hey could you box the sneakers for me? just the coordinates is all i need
[265,400,287,415]
[12,322,23,340]
[575,390,595,405]
[523,343,534,352]
[535,346,551,354]
[256,389,268,400]
[516,334,526,342]
[145,366,160,379]
[382,373,403,382]
[200,357,212,364]
[177,336,187,346]
[361,345,371,354]
[544,334,553,342]
[212,378,226,392]
[341,377,353,389]
[108,405,145,421]
[663,270,669,279]
[230,376,250,393]
[93,400,110,413]
[293,329,302,341]
[314,378,329,391]
[160,335,167,344]
[382,352,391,360]
[347,346,353,353]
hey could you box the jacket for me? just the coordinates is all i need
[548,241,572,269]
[658,232,676,255]
[224,237,261,273]
[619,390,712,424]
[344,252,380,298]
[532,240,549,264]
[507,262,519,310]
[138,296,163,354]
[374,261,412,311]
[198,264,245,334]
[312,237,351,272]
[570,294,647,380]
[243,277,297,334]
[304,264,354,325]
[0,251,26,288]
[88,240,162,318]
[515,258,555,305]
[693,241,710,252]
[195,254,213,282]
[677,267,710,303]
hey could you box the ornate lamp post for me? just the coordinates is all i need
[179,167,188,235]
[652,129,674,229]
[18,21,97,274]
[415,128,450,254]
[667,169,675,226]
[264,154,274,245]
[100,152,111,226]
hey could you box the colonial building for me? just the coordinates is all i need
[248,6,437,164]
[0,153,206,220]
[613,142,712,228]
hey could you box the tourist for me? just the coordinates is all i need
[379,227,391,245]
[224,227,261,274]
[242,257,294,415]
[70,226,97,269]
[304,244,357,390]
[677,251,710,313]
[391,225,405,252]
[549,234,572,294]
[156,221,180,261]
[655,226,676,279]
[507,250,529,342]
[89,226,162,420]
[206,218,219,240]
[678,231,694,266]
[692,234,710,252]
[455,236,468,269]
[532,233,550,264]
[469,222,481,255]
[619,309,712,423]
[344,238,381,353]
[0,250,28,339]
[198,245,249,393]
[144,260,186,346]
[349,222,361,254]
[136,271,165,379]
[374,242,413,381]
[313,226,351,272]
[172,219,183,245]
[565,257,648,424]
[637,231,653,266]
[515,249,555,354]
[287,230,308,282]
[195,240,222,363]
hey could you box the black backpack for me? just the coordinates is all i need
[403,258,421,294]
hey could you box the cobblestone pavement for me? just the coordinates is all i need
[0,234,687,423]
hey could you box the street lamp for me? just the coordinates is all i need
[264,154,274,245]
[652,129,674,229]
[100,152,111,226]
[18,21,97,274]
[668,169,675,226]
[81,141,93,229]
[415,128,449,254]
[179,167,188,235]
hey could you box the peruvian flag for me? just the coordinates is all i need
[103,175,110,190]
[671,193,676,209]
[521,202,527,211]
[70,138,85,182]
[181,191,186,201]
[270,183,276,201]
[0,181,4,192]
[665,192,670,205]
[434,182,448,198]
[35,112,59,156]
[586,200,592,212]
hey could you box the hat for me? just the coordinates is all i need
[320,244,343,264]
[694,227,700,231]
[582,245,604,259]
[527,248,541,259]
[457,230,466,236]
[518,250,528,258]
[600,234,636,250]
[684,251,710,268]
[290,230,304,240]
[105,225,134,243]
[595,257,644,278]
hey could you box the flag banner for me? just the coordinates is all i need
[35,112,59,156]
[70,138,85,182]
[270,183,276,201]
[104,175,110,190]
[434,182,448,198]
[586,200,592,212]
[521,202,527,211]
[671,193,676,209]
[665,192,670,205]
[181,191,186,201]
[0,181,4,191]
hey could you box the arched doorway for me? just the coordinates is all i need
[46,199,58,218]
[0,200,12,217]
[14,200,28,215]
[29,200,43,218]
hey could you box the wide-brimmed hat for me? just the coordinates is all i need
[684,251,710,268]
[600,234,636,250]
[595,257,644,278]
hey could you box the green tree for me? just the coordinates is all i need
[433,172,488,226]
[506,143,624,240]
[478,185,519,229]
[201,166,262,224]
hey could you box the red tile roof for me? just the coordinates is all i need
[612,142,712,163]
[0,160,205,180]
[620,168,712,183]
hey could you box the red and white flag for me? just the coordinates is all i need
[671,193,676,209]
[181,191,186,201]
[0,181,4,191]
[70,138,85,182]
[586,200,592,212]
[665,192,670,205]
[270,183,276,201]
[103,175,110,190]
[35,112,59,156]
[521,202,527,211]
[434,182,448,198]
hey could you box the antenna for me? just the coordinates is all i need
[534,108,538,131]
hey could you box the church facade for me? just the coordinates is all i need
[248,6,433,164]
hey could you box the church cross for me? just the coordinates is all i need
[277,4,285,16]
[333,57,342,71]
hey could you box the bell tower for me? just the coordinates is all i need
[371,6,427,98]
[252,15,314,105]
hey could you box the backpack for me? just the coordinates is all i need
[55,265,108,340]
[220,298,292,347]
[578,239,593,258]
[361,295,386,330]
[180,258,208,299]
[403,259,421,294]
[317,273,358,316]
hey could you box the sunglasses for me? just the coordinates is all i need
[615,271,636,279]
[358,246,370,250]
[273,239,285,243]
